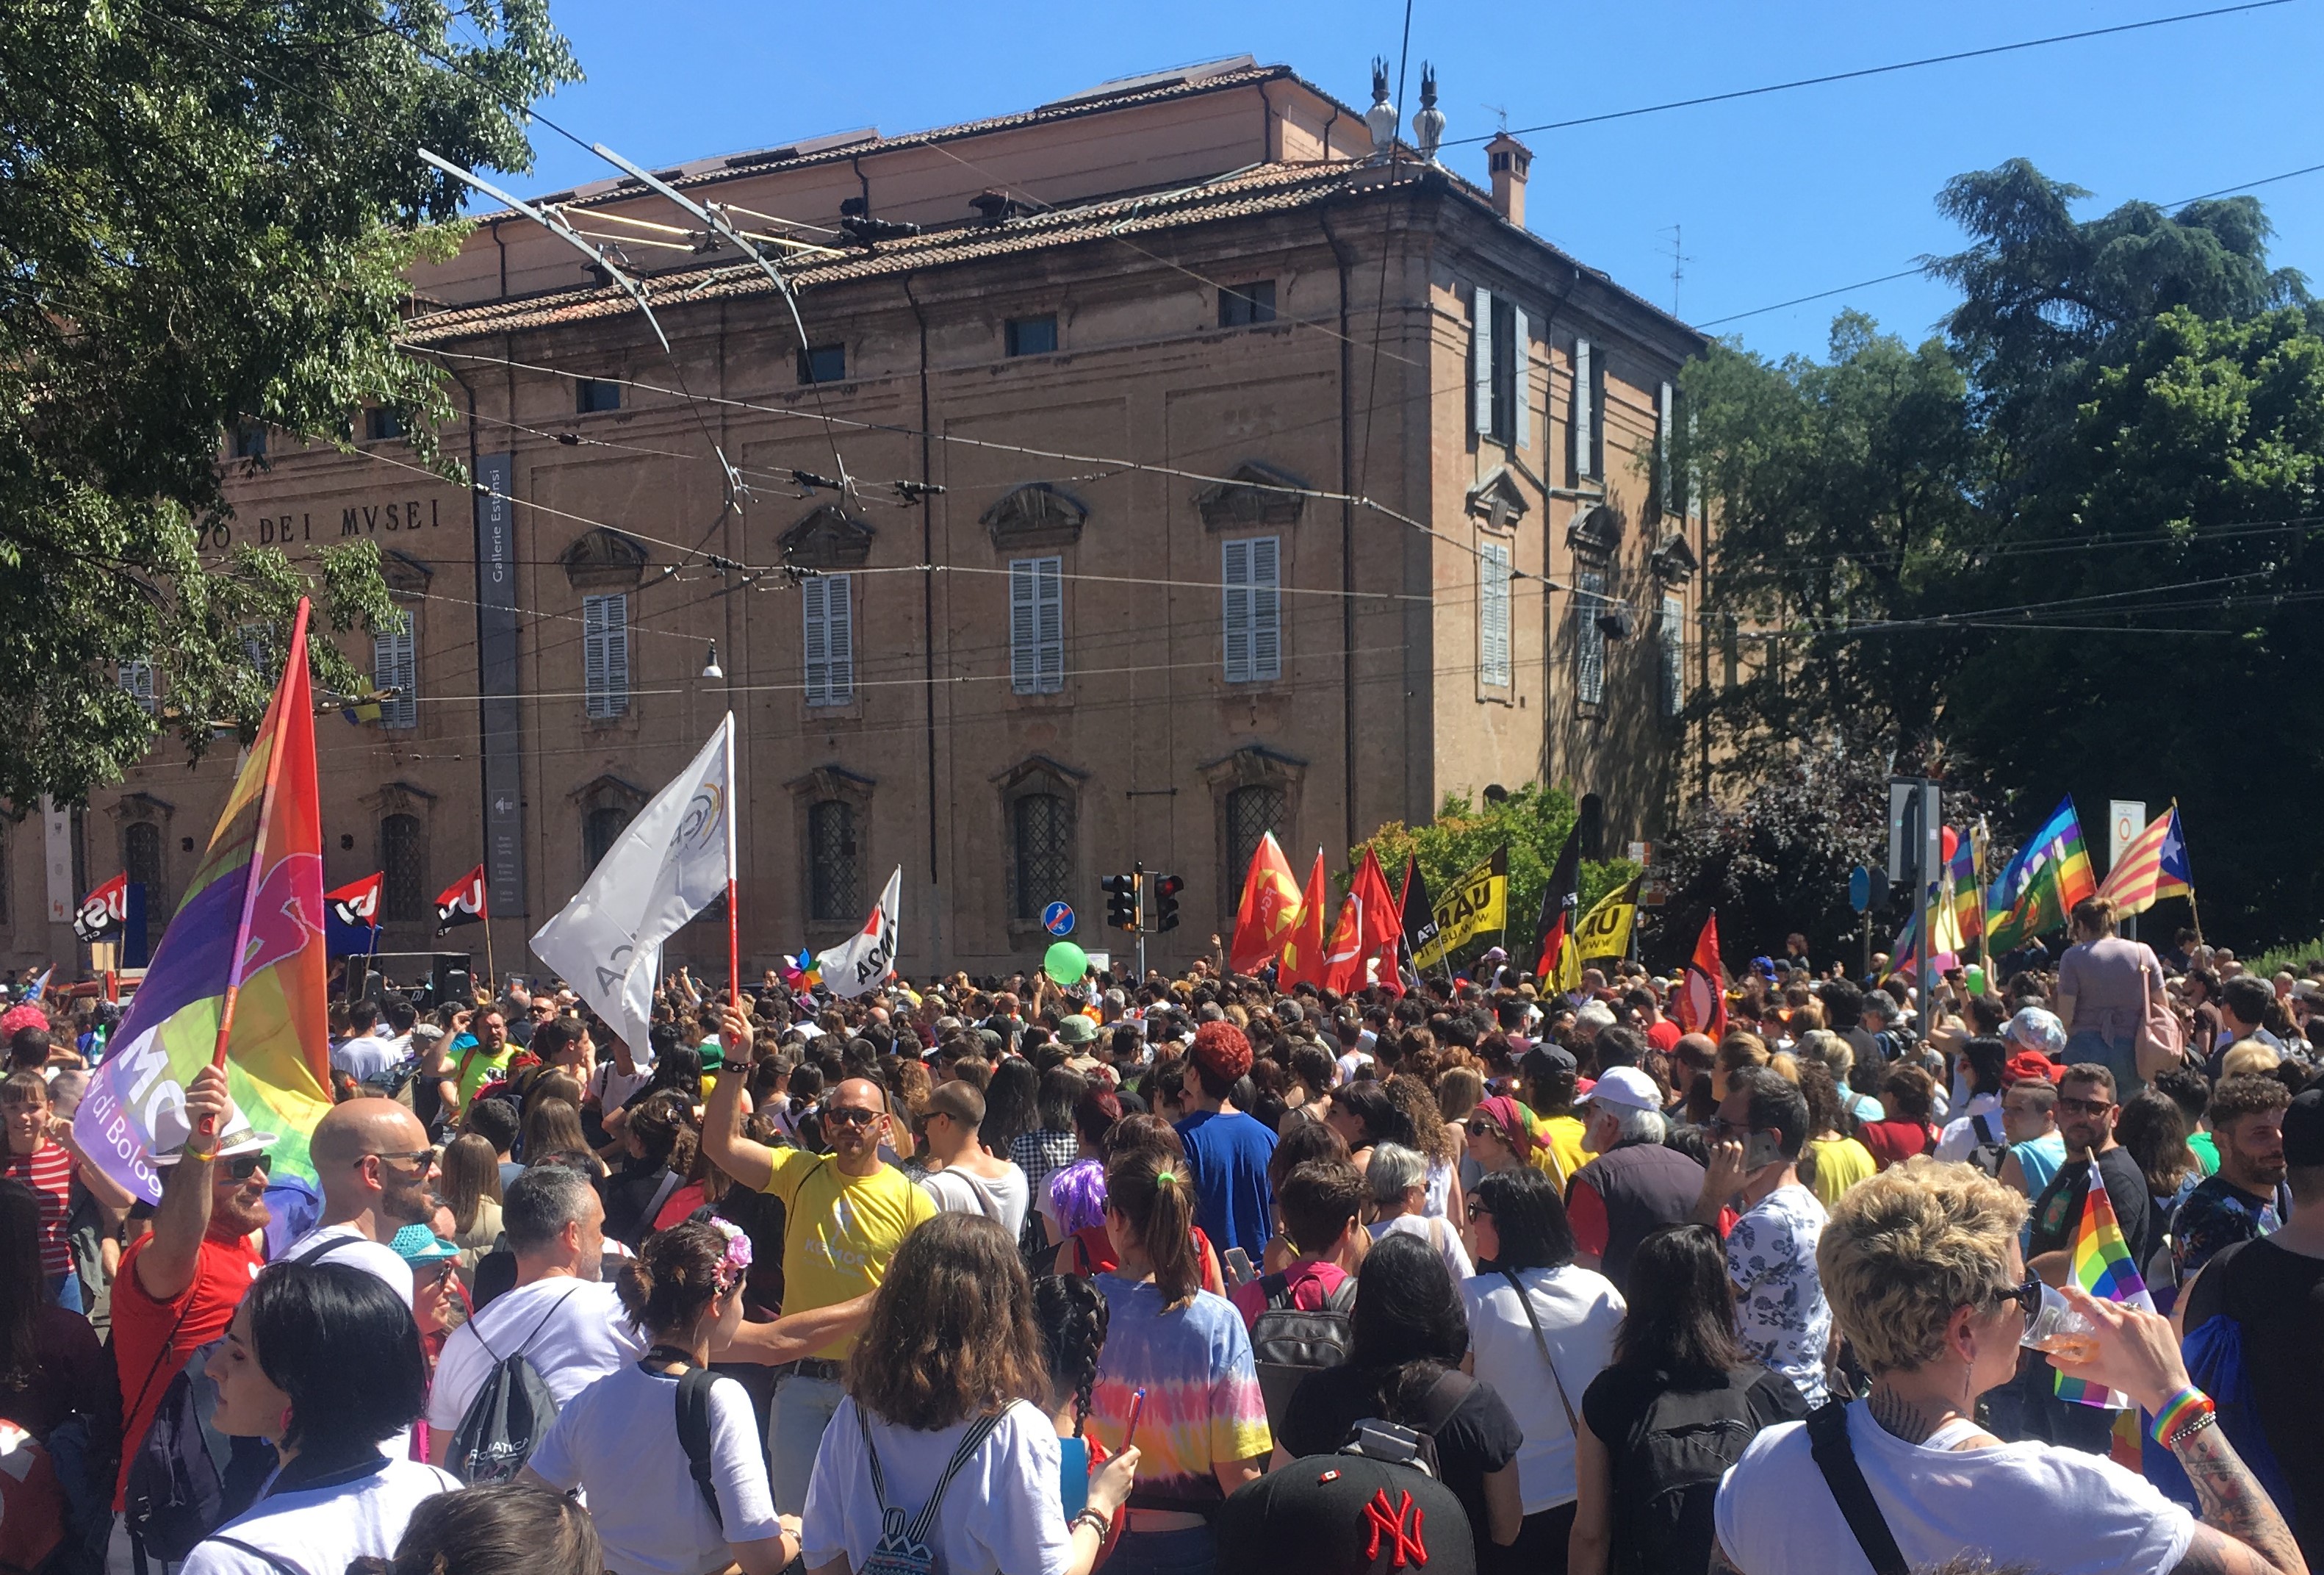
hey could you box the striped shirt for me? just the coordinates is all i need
[2,1141,74,1277]
[1085,1274,1271,1502]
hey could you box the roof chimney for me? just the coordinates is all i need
[1485,132,1531,227]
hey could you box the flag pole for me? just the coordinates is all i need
[2171,797,2204,946]
[724,715,741,1013]
[481,885,497,1000]
[196,598,310,1149]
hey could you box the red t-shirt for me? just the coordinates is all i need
[110,1229,263,1507]
[1647,1019,1683,1052]
[1065,1224,1226,1295]
[1860,1119,1935,1172]
[0,1141,73,1277]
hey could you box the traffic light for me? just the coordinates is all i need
[1101,870,1143,933]
[1151,874,1184,933]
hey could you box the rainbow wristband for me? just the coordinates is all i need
[2151,1385,2213,1446]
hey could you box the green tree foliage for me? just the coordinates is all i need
[0,0,579,806]
[1355,783,1636,968]
[1683,158,2324,944]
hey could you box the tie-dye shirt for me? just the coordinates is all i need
[1084,1274,1272,1502]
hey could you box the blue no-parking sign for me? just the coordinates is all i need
[1043,901,1075,936]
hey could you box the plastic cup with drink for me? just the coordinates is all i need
[2021,1282,2101,1363]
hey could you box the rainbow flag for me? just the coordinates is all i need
[2054,1169,2154,1410]
[1949,825,1984,944]
[73,603,334,1203]
[1986,797,2096,952]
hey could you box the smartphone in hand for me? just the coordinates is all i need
[1222,1246,1256,1288]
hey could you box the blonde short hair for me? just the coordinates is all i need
[1818,1157,2029,1374]
[2218,1041,2282,1081]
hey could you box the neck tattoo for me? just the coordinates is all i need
[1866,1384,1947,1446]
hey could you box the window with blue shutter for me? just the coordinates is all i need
[1010,556,1064,694]
[1480,542,1512,689]
[1572,338,1597,482]
[803,573,855,707]
[120,659,156,715]
[1661,593,1686,717]
[373,613,417,730]
[1472,286,1494,439]
[582,593,629,718]
[1222,536,1281,684]
[1513,306,1532,450]
[1575,570,1607,706]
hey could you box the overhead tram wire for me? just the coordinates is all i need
[1439,0,2295,146]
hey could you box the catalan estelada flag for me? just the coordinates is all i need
[73,601,334,1203]
[2054,1171,2155,1410]
[1986,797,2097,952]
[2096,807,2193,918]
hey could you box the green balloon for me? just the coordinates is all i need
[1965,964,1987,997]
[1043,941,1090,986]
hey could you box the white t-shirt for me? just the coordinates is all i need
[918,1162,1030,1241]
[590,1060,655,1113]
[181,1457,460,1575]
[1714,1403,2198,1575]
[1935,1093,2007,1164]
[423,1277,644,1434]
[331,1034,403,1083]
[802,1396,1072,1575]
[528,1363,781,1575]
[280,1224,414,1302]
[1370,1212,1472,1282]
[1336,1049,1373,1086]
[1459,1263,1625,1513]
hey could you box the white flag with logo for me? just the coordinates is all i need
[818,865,902,1000]
[532,712,735,1061]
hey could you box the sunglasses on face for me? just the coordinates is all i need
[824,1106,882,1128]
[362,1147,437,1171]
[1464,1119,1500,1138]
[223,1153,272,1181]
[1466,1200,1490,1221]
[2055,1097,2114,1116]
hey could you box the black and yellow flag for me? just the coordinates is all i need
[1569,879,1640,969]
[1411,847,1508,972]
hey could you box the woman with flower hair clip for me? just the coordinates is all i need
[525,1218,799,1575]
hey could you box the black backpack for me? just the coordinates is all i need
[1965,1114,2009,1179]
[123,1237,363,1560]
[1608,1382,1766,1575]
[1250,1269,1357,1434]
[445,1287,580,1484]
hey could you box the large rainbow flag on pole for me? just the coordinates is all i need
[74,601,334,1202]
[2054,1172,2155,1410]
[1985,796,2097,953]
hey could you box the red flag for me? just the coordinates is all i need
[434,865,487,935]
[326,872,383,929]
[1340,845,1406,996]
[1278,850,1332,991]
[1228,832,1303,975]
[1321,893,1364,995]
[1674,911,1727,1041]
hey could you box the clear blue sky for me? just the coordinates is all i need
[506,0,2323,362]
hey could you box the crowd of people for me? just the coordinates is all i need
[1,889,2317,1575]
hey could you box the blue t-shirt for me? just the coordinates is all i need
[1173,1110,1276,1258]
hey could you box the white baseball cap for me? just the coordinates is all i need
[1586,1066,1663,1115]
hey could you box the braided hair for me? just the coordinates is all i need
[1031,1274,1110,1438]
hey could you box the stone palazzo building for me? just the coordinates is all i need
[15,56,1709,980]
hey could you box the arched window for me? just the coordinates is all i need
[123,822,163,958]
[584,806,633,872]
[808,800,860,922]
[381,814,425,922]
[1013,794,1072,922]
[1225,784,1286,890]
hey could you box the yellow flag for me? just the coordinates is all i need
[1572,880,1639,964]
[1410,847,1508,972]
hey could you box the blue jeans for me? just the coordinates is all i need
[768,1371,844,1515]
[50,1269,82,1314]
[2065,1029,2141,1099]
[1106,1526,1217,1575]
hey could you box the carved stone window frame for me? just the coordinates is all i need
[980,483,1088,551]
[786,764,875,939]
[780,503,875,570]
[1194,462,1308,533]
[1199,745,1306,928]
[362,780,437,931]
[560,527,651,590]
[993,755,1087,939]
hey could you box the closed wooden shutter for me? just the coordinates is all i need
[1513,305,1532,450]
[1661,594,1686,717]
[583,593,628,718]
[805,574,854,706]
[1472,286,1494,437]
[1223,537,1281,684]
[1576,570,1606,706]
[372,613,417,729]
[1480,542,1512,688]
[1011,556,1064,694]
[1572,337,1595,481]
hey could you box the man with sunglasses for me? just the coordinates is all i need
[701,1001,933,1516]
[2007,1062,2150,1453]
[110,1063,274,1510]
[279,1095,442,1305]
